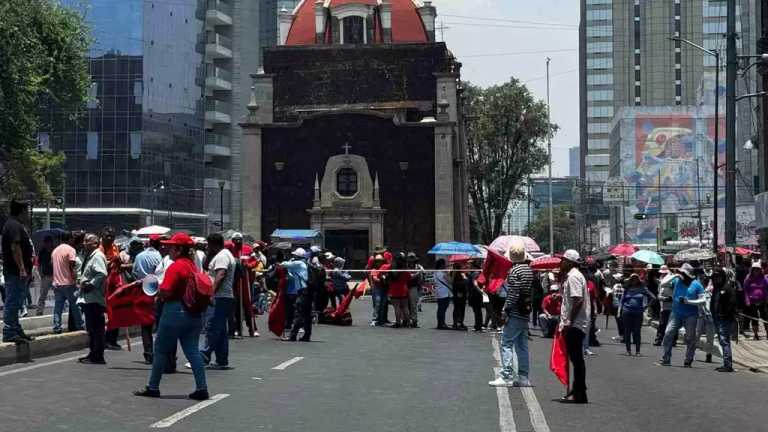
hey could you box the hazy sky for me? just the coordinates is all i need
[436,0,579,177]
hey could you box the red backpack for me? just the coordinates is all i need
[183,265,214,314]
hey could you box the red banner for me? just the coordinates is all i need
[550,329,569,387]
[106,281,156,330]
[268,266,288,337]
[482,248,513,295]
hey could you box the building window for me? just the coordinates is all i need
[587,25,612,37]
[587,90,614,101]
[342,16,365,44]
[587,42,613,53]
[587,57,613,69]
[588,139,610,150]
[587,74,613,85]
[336,168,358,197]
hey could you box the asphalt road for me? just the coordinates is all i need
[0,300,767,432]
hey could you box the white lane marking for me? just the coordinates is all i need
[0,337,145,378]
[272,356,304,370]
[149,393,230,428]
[251,377,262,380]
[494,367,517,432]
[491,335,502,365]
[521,387,552,432]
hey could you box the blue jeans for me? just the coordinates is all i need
[148,301,207,392]
[714,318,734,369]
[2,274,26,340]
[372,287,388,325]
[200,297,234,366]
[53,285,82,332]
[499,317,529,380]
[662,314,698,364]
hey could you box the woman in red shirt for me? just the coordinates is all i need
[388,254,411,328]
[134,233,209,401]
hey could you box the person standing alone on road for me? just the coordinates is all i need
[78,234,108,365]
[489,240,534,388]
[558,250,590,404]
[51,231,83,334]
[200,233,236,368]
[1,200,35,343]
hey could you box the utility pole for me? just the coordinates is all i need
[657,171,663,251]
[696,157,703,244]
[725,0,737,247]
[546,57,554,254]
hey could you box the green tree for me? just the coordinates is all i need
[464,79,555,244]
[0,0,90,200]
[527,205,577,253]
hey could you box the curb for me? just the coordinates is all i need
[0,331,89,367]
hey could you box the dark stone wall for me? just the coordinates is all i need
[263,43,453,122]
[261,113,435,256]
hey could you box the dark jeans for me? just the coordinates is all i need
[83,303,106,362]
[622,310,644,353]
[564,327,587,400]
[290,291,313,341]
[714,318,734,369]
[452,295,466,327]
[229,294,254,337]
[436,297,451,328]
[141,325,153,358]
[284,293,298,331]
[468,298,483,331]
[655,309,671,344]
[201,297,234,366]
[615,314,624,338]
[2,274,26,340]
[373,286,389,325]
[148,301,206,392]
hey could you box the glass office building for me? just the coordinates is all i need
[45,0,207,232]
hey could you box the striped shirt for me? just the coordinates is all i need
[504,264,534,321]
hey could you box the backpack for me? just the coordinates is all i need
[183,265,214,314]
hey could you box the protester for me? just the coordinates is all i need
[654,265,674,346]
[134,232,209,401]
[331,257,351,307]
[406,252,424,328]
[620,273,655,356]
[658,263,705,367]
[370,254,390,327]
[558,250,590,404]
[387,254,411,328]
[610,272,625,343]
[696,277,716,364]
[199,233,236,368]
[289,248,314,341]
[710,267,740,372]
[433,259,452,330]
[78,234,108,365]
[451,260,468,331]
[51,231,82,334]
[100,226,124,351]
[467,260,485,332]
[489,240,534,387]
[133,235,163,364]
[1,200,35,343]
[538,276,562,338]
[281,248,308,336]
[36,236,55,315]
[743,261,768,340]
[531,266,545,329]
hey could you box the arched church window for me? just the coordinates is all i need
[342,16,365,44]
[337,168,358,197]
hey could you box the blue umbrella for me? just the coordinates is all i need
[631,249,664,266]
[428,242,483,257]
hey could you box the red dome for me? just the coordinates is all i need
[285,0,430,46]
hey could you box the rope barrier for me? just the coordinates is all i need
[738,312,768,327]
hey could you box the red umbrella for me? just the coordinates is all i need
[531,256,561,271]
[449,254,474,263]
[609,243,638,257]
[720,246,757,257]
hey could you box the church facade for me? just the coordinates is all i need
[240,0,469,265]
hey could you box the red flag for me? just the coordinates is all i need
[482,248,513,295]
[268,266,288,337]
[332,286,356,317]
[106,280,156,329]
[353,279,368,298]
[550,329,569,387]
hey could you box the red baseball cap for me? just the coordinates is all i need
[161,232,195,247]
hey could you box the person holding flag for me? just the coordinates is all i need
[557,250,590,404]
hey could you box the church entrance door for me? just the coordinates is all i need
[325,229,369,275]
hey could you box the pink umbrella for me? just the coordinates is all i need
[448,254,474,263]
[609,243,638,257]
[489,235,541,253]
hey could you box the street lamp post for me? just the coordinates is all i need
[546,57,554,255]
[150,180,165,225]
[218,180,226,230]
[670,37,719,254]
[274,161,285,229]
[399,161,409,251]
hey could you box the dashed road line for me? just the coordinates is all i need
[494,367,517,432]
[521,387,551,432]
[272,356,304,370]
[149,393,230,428]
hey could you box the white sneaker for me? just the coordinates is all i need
[584,349,595,356]
[184,362,192,369]
[512,376,533,387]
[488,377,515,387]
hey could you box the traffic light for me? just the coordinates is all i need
[634,213,647,220]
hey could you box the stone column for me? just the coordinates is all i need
[380,0,392,43]
[314,0,326,43]
[417,1,437,42]
[278,6,294,45]
[434,126,455,243]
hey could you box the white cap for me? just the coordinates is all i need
[292,247,307,258]
[310,245,322,254]
[563,249,581,263]
[679,263,695,278]
[324,251,335,260]
[231,232,243,240]
[659,265,670,274]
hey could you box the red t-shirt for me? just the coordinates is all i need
[388,271,411,298]
[159,257,196,302]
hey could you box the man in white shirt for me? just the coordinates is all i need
[199,233,236,369]
[558,250,590,404]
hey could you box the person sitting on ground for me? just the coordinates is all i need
[538,276,562,338]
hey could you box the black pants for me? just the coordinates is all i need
[83,303,106,362]
[290,292,313,341]
[588,314,600,346]
[655,309,671,344]
[564,327,587,400]
[615,314,624,338]
[284,294,298,331]
[531,301,542,327]
[468,299,483,331]
[452,296,466,327]
[745,302,768,337]
[141,325,153,359]
[436,297,451,328]
[105,328,119,346]
[622,310,643,353]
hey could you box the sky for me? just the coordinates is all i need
[436,0,579,177]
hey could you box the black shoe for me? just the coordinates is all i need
[188,389,209,401]
[133,387,160,398]
[299,337,311,342]
[683,361,692,368]
[105,343,122,351]
[19,332,34,341]
[78,357,106,365]
[3,334,25,344]
[655,360,671,367]
[144,353,153,365]
[558,396,588,404]
[705,354,712,363]
[436,325,450,330]
[52,329,63,335]
[716,366,734,372]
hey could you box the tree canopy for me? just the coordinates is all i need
[464,78,556,245]
[527,205,577,253]
[0,0,90,200]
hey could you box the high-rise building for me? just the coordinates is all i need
[569,147,581,177]
[44,0,207,231]
[580,0,757,184]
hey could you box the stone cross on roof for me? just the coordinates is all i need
[342,142,352,155]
